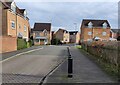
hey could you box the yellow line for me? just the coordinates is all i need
[1,47,43,63]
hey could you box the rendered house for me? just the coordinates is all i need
[33,23,51,45]
[55,28,69,43]
[80,19,111,42]
[69,31,80,44]
[0,1,30,53]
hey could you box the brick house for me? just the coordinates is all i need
[69,31,80,44]
[55,28,69,43]
[80,19,111,42]
[110,29,120,39]
[32,23,51,45]
[2,1,30,41]
[0,1,30,53]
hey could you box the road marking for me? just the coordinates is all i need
[1,47,43,62]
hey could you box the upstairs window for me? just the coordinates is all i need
[11,21,15,29]
[88,32,92,35]
[44,32,47,36]
[24,25,27,32]
[88,22,93,28]
[35,32,40,37]
[102,32,106,36]
[103,22,108,29]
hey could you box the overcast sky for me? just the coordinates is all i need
[14,0,119,31]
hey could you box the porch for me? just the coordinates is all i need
[34,37,48,45]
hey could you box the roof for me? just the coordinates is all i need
[16,7,24,16]
[2,1,29,19]
[111,29,120,33]
[2,2,11,9]
[35,36,47,39]
[57,28,68,33]
[33,23,51,32]
[69,31,78,35]
[81,19,111,28]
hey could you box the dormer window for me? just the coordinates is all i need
[44,30,47,36]
[24,10,27,19]
[103,22,108,29]
[11,2,16,13]
[88,22,93,28]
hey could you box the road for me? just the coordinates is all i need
[2,46,68,83]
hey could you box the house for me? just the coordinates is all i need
[32,23,51,45]
[69,31,80,44]
[55,28,69,43]
[110,29,120,39]
[80,19,111,42]
[2,1,30,41]
[0,1,30,53]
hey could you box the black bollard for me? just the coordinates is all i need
[67,47,71,57]
[68,57,73,78]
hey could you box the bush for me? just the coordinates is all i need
[17,38,27,50]
[51,38,62,45]
[27,40,32,48]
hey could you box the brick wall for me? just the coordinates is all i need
[0,36,17,53]
[81,28,110,41]
[55,30,64,41]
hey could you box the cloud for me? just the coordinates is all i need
[14,0,119,2]
[15,2,118,31]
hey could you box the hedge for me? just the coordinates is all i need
[17,38,27,50]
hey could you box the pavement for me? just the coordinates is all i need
[1,46,43,60]
[2,46,68,84]
[44,46,115,83]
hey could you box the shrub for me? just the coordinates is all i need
[17,38,27,50]
[51,38,62,45]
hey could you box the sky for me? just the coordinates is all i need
[14,0,119,31]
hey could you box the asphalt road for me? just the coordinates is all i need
[2,46,68,83]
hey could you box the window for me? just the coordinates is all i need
[103,22,108,29]
[24,10,27,19]
[18,32,23,38]
[35,39,39,42]
[87,39,92,41]
[24,25,27,31]
[11,21,15,29]
[44,32,47,36]
[35,32,40,37]
[88,32,92,35]
[88,22,93,28]
[102,32,106,36]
